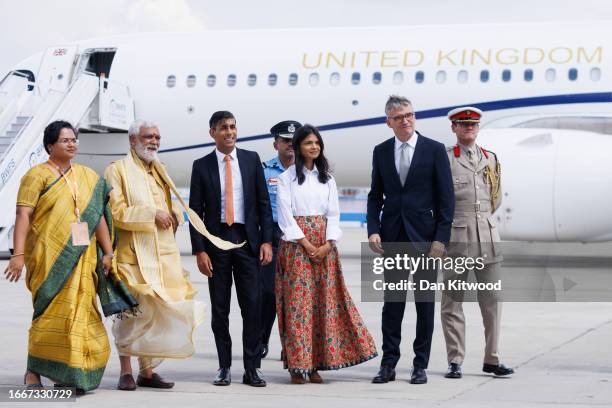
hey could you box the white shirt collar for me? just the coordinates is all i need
[216,148,237,163]
[394,132,418,151]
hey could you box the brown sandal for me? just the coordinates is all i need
[309,371,323,384]
[290,372,306,384]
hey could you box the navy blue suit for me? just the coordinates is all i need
[189,148,273,369]
[367,132,454,369]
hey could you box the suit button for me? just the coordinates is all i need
[476,186,480,189]
[483,253,488,258]
[477,214,481,219]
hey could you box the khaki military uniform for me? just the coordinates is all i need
[441,144,503,366]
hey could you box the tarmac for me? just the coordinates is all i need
[1,226,611,407]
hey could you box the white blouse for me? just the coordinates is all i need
[277,165,342,242]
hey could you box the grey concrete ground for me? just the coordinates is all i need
[1,227,611,407]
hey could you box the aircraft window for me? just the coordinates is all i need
[166,75,176,88]
[480,70,489,82]
[351,72,360,85]
[568,68,578,81]
[415,71,425,84]
[545,68,556,82]
[457,70,468,84]
[309,72,319,86]
[268,73,278,86]
[206,75,216,87]
[186,75,196,88]
[590,67,601,81]
[248,74,257,86]
[502,69,511,82]
[524,69,534,82]
[289,73,298,86]
[372,72,382,85]
[436,70,446,84]
[330,72,340,86]
[227,74,237,87]
[392,71,404,85]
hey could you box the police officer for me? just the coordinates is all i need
[260,120,302,358]
[441,107,514,379]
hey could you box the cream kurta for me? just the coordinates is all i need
[105,151,205,370]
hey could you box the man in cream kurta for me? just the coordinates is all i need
[105,120,206,391]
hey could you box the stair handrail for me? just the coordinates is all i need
[0,72,98,168]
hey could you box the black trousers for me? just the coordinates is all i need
[260,223,282,346]
[380,227,438,369]
[208,223,261,369]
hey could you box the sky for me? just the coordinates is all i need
[0,0,611,75]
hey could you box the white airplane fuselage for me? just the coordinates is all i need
[9,21,612,241]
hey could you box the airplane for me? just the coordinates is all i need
[1,20,611,252]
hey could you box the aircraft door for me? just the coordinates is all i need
[36,46,79,95]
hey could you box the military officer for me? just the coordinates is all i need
[260,120,302,358]
[441,107,514,379]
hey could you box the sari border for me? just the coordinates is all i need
[27,355,105,391]
[39,175,63,197]
[32,177,107,320]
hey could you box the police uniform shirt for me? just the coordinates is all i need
[262,156,286,223]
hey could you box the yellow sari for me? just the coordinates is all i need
[17,163,113,391]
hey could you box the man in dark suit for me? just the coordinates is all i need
[189,111,273,387]
[368,95,454,385]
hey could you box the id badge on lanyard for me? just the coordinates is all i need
[59,165,89,247]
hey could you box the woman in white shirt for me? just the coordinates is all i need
[276,124,377,384]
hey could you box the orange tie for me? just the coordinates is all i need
[224,155,234,226]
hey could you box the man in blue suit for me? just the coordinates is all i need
[368,95,454,385]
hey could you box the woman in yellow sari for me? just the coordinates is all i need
[4,120,127,393]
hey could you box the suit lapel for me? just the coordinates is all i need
[404,132,423,188]
[205,152,221,205]
[236,148,250,197]
[383,138,403,189]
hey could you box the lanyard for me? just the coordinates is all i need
[48,160,80,221]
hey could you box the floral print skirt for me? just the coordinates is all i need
[276,215,377,374]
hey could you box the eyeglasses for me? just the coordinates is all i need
[390,112,415,122]
[58,138,79,145]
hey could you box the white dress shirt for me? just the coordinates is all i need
[215,148,245,224]
[394,132,419,175]
[277,165,342,242]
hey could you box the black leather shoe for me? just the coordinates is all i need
[372,366,396,383]
[261,344,269,359]
[243,368,266,387]
[483,363,514,376]
[410,367,427,384]
[444,363,462,379]
[213,367,231,386]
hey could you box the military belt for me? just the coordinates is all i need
[454,201,492,212]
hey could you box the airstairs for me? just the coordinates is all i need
[0,65,134,254]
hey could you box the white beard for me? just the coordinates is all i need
[134,141,158,163]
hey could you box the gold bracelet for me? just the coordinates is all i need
[10,253,24,258]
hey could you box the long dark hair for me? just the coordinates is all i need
[292,124,330,185]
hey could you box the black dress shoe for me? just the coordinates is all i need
[410,367,427,384]
[372,366,396,383]
[483,363,514,376]
[137,373,175,389]
[445,363,463,379]
[213,367,231,386]
[261,344,269,359]
[243,368,266,387]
